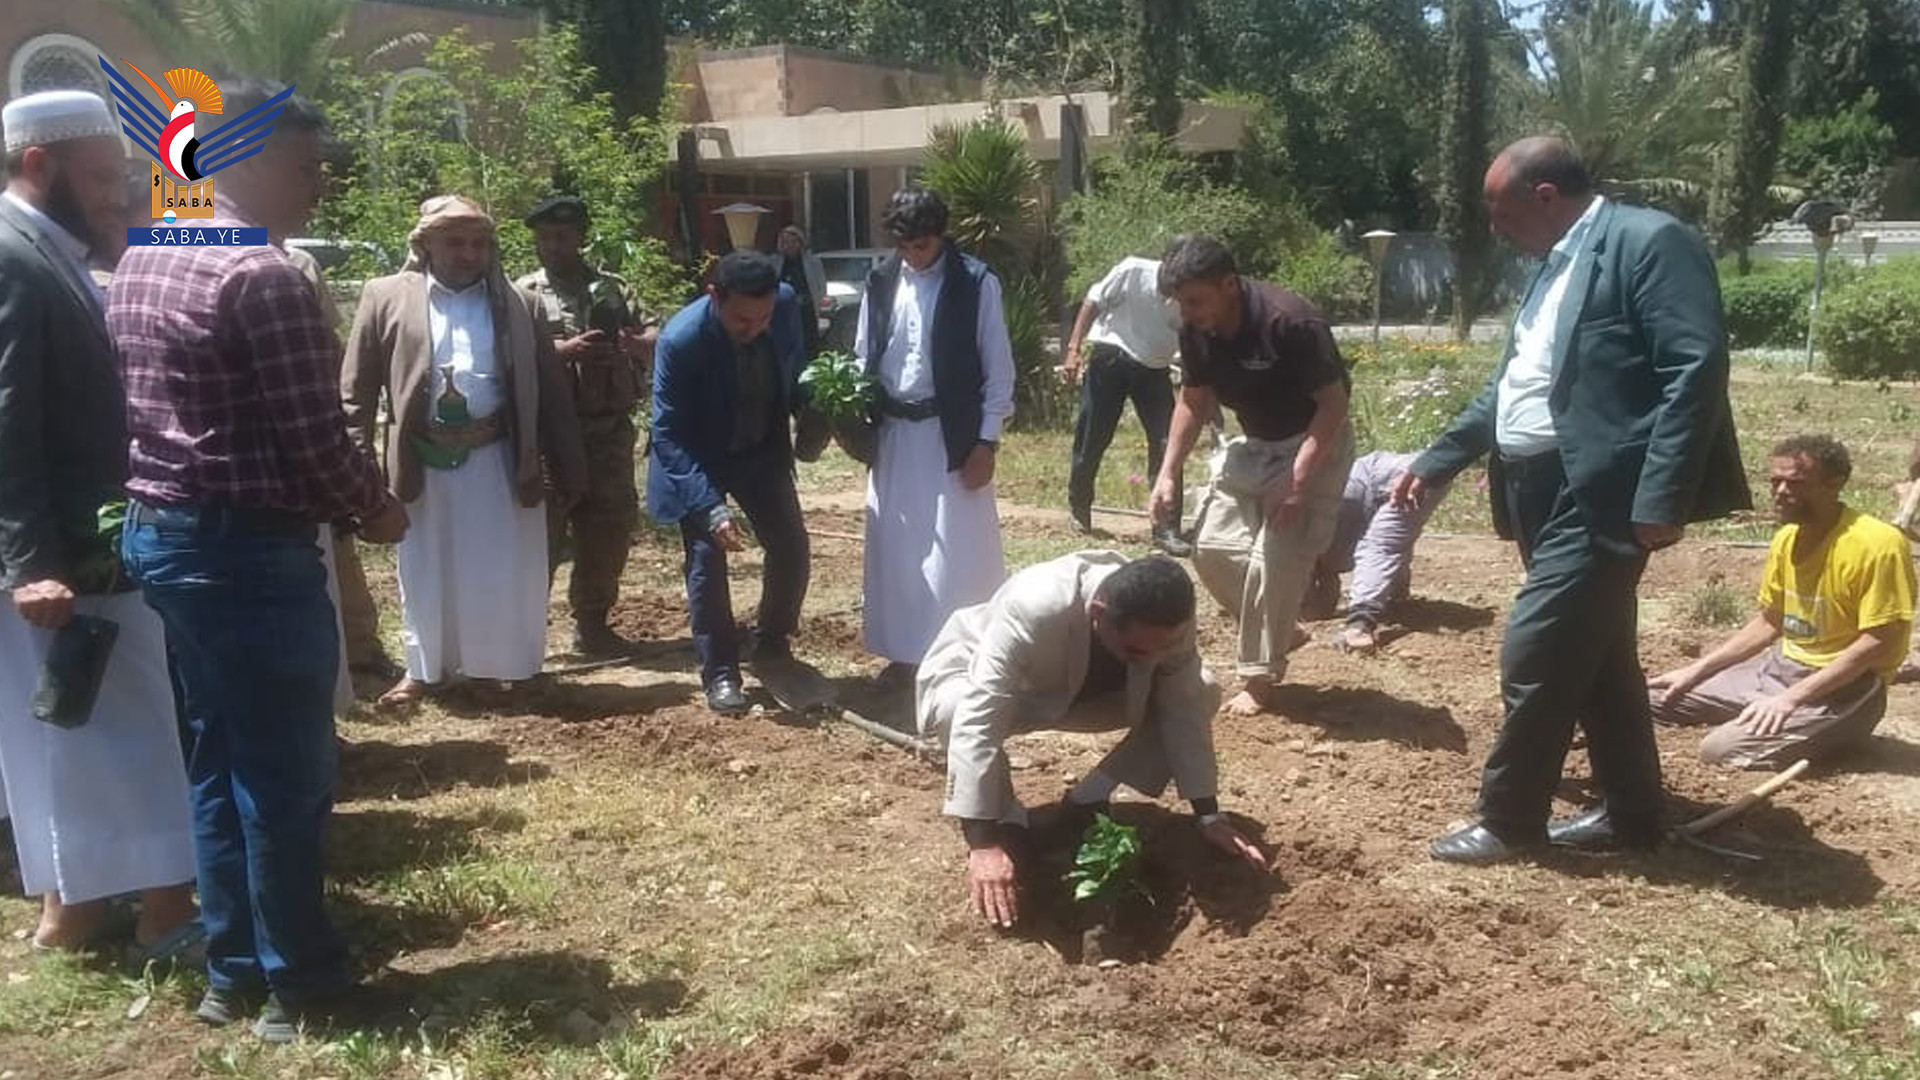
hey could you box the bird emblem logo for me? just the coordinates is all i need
[95,58,293,224]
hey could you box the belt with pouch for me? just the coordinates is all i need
[876,394,939,422]
[413,414,505,470]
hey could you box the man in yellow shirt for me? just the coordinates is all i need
[1643,435,1913,777]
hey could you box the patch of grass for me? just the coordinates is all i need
[1684,572,1749,628]
[193,1040,272,1078]
[0,949,129,1037]
[380,853,558,927]
[1810,925,1886,1035]
[316,1029,408,1080]
[596,932,869,1079]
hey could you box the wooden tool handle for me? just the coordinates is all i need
[1678,758,1811,835]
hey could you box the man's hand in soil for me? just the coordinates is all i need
[967,844,1019,928]
[1646,665,1703,709]
[12,579,75,629]
[1201,818,1270,871]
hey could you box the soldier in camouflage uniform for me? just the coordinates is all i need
[518,196,659,656]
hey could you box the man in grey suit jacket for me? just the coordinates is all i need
[1393,137,1750,864]
[918,552,1267,926]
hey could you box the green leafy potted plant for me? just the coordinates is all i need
[797,349,877,466]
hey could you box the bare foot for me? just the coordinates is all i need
[1336,624,1378,654]
[1225,677,1280,717]
[33,896,109,951]
[376,677,434,709]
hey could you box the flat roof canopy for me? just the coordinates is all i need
[676,91,1248,171]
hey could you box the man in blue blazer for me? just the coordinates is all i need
[647,251,811,714]
[1393,137,1751,864]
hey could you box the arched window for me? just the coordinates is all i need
[8,32,112,100]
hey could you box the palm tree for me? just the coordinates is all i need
[112,0,421,94]
[1520,0,1736,203]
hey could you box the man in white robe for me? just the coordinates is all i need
[0,90,198,953]
[855,188,1015,682]
[344,196,587,706]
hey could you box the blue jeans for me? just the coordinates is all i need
[122,508,350,999]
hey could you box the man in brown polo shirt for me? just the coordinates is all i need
[1148,234,1355,717]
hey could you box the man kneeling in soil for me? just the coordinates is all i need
[1646,436,1913,772]
[917,553,1268,927]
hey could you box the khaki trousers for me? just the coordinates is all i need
[1192,424,1355,680]
[331,533,387,667]
[1655,646,1887,770]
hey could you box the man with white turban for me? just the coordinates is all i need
[344,195,588,707]
[0,89,200,957]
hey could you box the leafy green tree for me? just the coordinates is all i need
[543,0,670,123]
[1120,0,1184,138]
[312,27,686,314]
[1438,0,1494,340]
[1785,0,1920,157]
[1711,0,1797,268]
[1780,92,1898,215]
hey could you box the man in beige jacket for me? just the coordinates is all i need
[343,196,586,706]
[918,552,1268,927]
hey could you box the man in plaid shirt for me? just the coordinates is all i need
[109,78,406,1043]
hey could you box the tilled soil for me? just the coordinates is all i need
[444,525,1920,1078]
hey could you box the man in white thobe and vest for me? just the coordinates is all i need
[918,553,1268,927]
[0,90,199,956]
[856,187,1015,686]
[344,196,587,707]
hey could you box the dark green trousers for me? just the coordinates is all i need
[1478,450,1663,838]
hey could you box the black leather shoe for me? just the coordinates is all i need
[1547,807,1662,852]
[1429,822,1541,865]
[573,623,639,658]
[705,676,749,716]
[1152,525,1193,558]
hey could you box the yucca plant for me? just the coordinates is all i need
[920,118,1043,279]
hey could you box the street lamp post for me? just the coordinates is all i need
[714,202,771,252]
[1362,229,1396,348]
[1791,201,1853,372]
